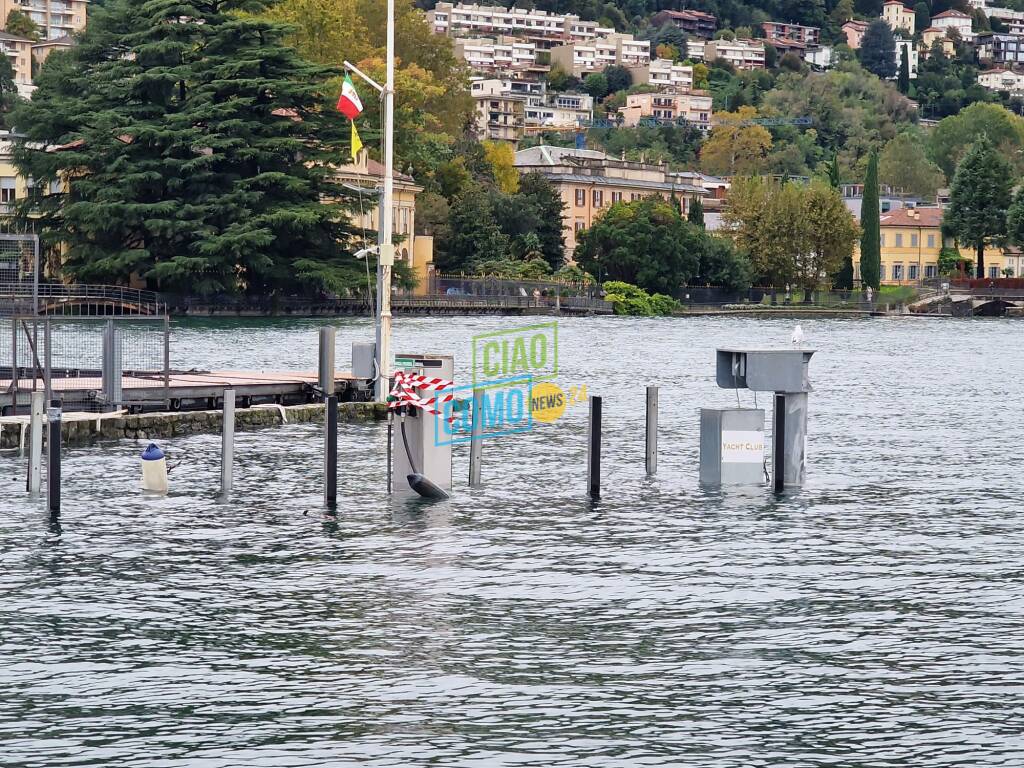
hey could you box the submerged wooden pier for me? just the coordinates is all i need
[1,370,371,416]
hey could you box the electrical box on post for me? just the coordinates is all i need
[351,342,376,381]
[392,353,454,497]
[699,408,766,486]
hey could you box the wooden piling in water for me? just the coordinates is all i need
[588,395,602,500]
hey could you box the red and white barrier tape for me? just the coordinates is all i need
[388,371,455,418]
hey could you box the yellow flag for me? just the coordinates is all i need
[350,121,363,161]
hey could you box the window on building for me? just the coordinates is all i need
[892,264,904,281]
[989,266,1000,278]
[927,234,936,249]
[910,233,918,247]
[612,191,622,203]
[880,233,886,246]
[880,264,887,280]
[895,233,903,247]
[0,177,16,206]
[592,189,603,207]
[574,220,585,232]
[575,189,586,207]
[908,264,919,280]
[925,264,937,278]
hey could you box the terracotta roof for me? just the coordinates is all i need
[879,207,944,228]
[657,9,716,21]
[843,19,870,29]
[921,26,943,32]
[0,31,32,43]
[770,37,807,48]
[932,9,970,18]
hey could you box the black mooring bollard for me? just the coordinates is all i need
[588,395,602,500]
[646,385,658,476]
[325,394,338,509]
[773,392,785,494]
[47,400,61,517]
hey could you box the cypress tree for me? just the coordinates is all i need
[11,0,361,296]
[859,152,881,290]
[688,197,705,228]
[898,46,910,94]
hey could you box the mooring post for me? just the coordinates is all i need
[325,394,338,509]
[318,327,336,397]
[319,327,337,510]
[645,385,658,476]
[386,414,393,495]
[46,399,61,516]
[773,393,785,494]
[101,320,121,412]
[469,387,484,487]
[221,388,235,499]
[587,395,602,500]
[27,390,43,495]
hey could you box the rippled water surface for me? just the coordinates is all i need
[2,315,1023,767]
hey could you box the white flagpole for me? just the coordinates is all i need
[375,0,396,402]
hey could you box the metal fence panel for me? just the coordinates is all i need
[1,316,169,415]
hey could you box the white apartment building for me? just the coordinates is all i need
[930,9,974,40]
[454,36,536,72]
[427,2,612,46]
[0,30,31,86]
[704,39,766,69]
[548,33,650,76]
[881,0,916,33]
[978,67,1024,92]
[620,90,713,131]
[985,6,1024,34]
[686,40,706,60]
[0,0,87,41]
[472,78,593,132]
[470,79,525,142]
[523,91,594,128]
[804,45,835,68]
[628,58,694,90]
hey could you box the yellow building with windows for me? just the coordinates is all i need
[334,149,434,295]
[853,207,1011,284]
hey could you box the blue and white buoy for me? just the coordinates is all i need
[141,443,168,494]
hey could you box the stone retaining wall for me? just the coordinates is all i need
[0,402,388,450]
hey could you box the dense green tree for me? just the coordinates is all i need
[1006,189,1024,260]
[514,173,566,271]
[762,60,915,175]
[604,64,632,93]
[928,102,1024,178]
[439,183,509,271]
[944,135,1014,278]
[878,133,945,198]
[0,57,18,129]
[5,9,39,40]
[11,0,364,296]
[575,198,701,294]
[583,72,609,99]
[692,235,753,290]
[859,20,897,79]
[724,176,858,291]
[688,197,705,228]
[898,45,910,93]
[914,1,931,31]
[826,151,841,188]
[859,152,881,290]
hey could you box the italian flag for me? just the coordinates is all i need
[336,74,363,120]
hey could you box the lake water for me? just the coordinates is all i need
[2,315,1023,767]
